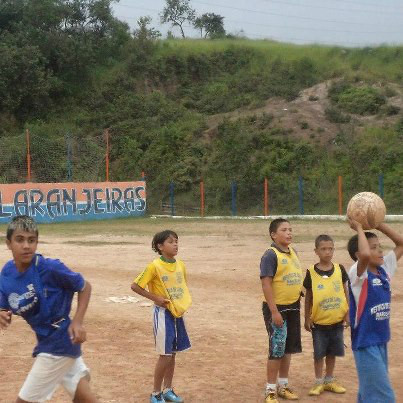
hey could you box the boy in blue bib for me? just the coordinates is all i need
[0,215,98,402]
[347,219,403,403]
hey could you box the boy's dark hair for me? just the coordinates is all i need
[347,232,378,261]
[269,218,290,240]
[7,215,38,241]
[315,234,334,248]
[152,230,178,254]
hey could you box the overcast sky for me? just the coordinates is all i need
[112,0,403,47]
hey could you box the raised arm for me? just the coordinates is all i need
[349,218,370,277]
[377,222,403,261]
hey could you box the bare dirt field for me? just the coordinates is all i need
[1,218,402,402]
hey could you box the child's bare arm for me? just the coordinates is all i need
[343,281,350,327]
[376,222,403,261]
[261,277,283,327]
[131,282,170,308]
[349,218,370,276]
[304,288,313,332]
[69,281,91,344]
[0,310,12,329]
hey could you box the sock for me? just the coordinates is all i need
[266,383,277,392]
[278,378,288,386]
[163,387,172,393]
[316,378,324,384]
[152,391,162,396]
[324,376,334,383]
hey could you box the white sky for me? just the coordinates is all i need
[112,0,403,47]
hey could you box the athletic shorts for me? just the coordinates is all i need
[19,353,89,402]
[262,302,302,360]
[312,323,345,360]
[153,306,191,355]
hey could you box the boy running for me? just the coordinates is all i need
[0,215,97,402]
[131,230,191,403]
[304,234,349,396]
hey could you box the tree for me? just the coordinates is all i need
[194,13,225,38]
[161,0,195,39]
[133,16,161,42]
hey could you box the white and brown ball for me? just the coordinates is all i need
[347,192,386,230]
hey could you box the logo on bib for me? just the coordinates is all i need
[333,281,341,292]
[372,278,382,286]
[317,284,324,290]
[282,259,288,264]
[161,275,169,282]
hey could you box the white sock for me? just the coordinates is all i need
[152,391,162,396]
[316,378,324,384]
[278,378,288,386]
[163,387,172,393]
[266,383,277,392]
[324,376,334,383]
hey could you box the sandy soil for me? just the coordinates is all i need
[0,219,402,402]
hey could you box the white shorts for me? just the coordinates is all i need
[19,353,90,402]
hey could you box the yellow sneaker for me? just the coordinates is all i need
[308,383,325,396]
[277,385,299,400]
[265,391,279,403]
[324,381,346,394]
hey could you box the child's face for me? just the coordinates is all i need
[363,236,384,267]
[271,222,292,247]
[315,240,334,264]
[6,229,38,270]
[158,235,178,258]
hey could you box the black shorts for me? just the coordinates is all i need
[262,302,302,360]
[312,323,345,360]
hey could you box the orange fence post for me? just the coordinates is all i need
[105,128,110,182]
[26,128,31,182]
[200,180,205,217]
[338,175,343,215]
[264,178,269,216]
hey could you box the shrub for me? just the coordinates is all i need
[325,106,351,123]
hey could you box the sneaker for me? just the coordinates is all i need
[150,392,166,403]
[323,381,346,394]
[277,385,299,400]
[265,390,279,403]
[308,383,325,396]
[162,388,184,403]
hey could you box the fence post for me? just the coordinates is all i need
[264,178,269,216]
[200,180,205,217]
[66,132,73,181]
[338,175,343,215]
[26,128,31,182]
[105,128,110,182]
[231,181,237,216]
[298,176,304,215]
[170,182,175,216]
[379,173,384,199]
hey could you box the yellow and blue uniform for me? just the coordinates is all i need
[134,257,191,355]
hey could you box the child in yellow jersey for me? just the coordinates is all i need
[260,218,303,403]
[303,234,349,397]
[131,230,191,403]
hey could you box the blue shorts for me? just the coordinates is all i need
[153,306,191,355]
[353,344,395,403]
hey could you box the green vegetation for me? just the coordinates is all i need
[0,1,402,214]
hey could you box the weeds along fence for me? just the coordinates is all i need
[0,129,401,216]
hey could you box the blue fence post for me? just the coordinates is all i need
[169,182,175,216]
[231,181,237,216]
[379,174,384,199]
[298,176,304,215]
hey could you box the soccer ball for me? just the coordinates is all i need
[347,192,386,230]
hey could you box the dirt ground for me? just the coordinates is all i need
[0,218,402,402]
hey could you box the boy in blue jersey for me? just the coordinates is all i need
[347,219,403,403]
[0,215,98,403]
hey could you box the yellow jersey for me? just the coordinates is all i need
[270,246,303,305]
[310,264,348,325]
[134,257,192,318]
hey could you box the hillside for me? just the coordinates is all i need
[0,3,402,214]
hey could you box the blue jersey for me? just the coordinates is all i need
[349,266,391,350]
[0,254,85,358]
